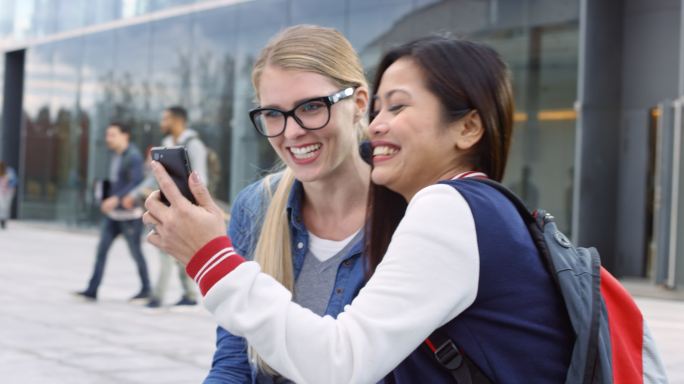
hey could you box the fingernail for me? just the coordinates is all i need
[191,171,201,184]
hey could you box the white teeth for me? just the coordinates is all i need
[373,146,398,156]
[289,144,321,159]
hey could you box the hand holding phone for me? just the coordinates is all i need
[150,146,196,205]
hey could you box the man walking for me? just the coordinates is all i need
[75,122,151,301]
[123,106,206,308]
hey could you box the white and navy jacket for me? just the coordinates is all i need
[187,173,573,383]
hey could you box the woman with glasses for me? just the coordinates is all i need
[144,36,578,383]
[198,25,370,383]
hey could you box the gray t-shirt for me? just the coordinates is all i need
[265,230,362,384]
[292,230,362,316]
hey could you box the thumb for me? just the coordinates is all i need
[188,171,214,208]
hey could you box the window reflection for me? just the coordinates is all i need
[355,0,579,233]
[22,44,55,219]
[191,6,238,202]
[81,30,116,223]
[148,15,194,150]
[12,0,580,230]
[112,23,152,146]
[227,0,287,200]
[289,0,347,32]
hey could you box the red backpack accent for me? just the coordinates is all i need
[600,267,643,383]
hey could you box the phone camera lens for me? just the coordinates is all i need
[153,153,159,160]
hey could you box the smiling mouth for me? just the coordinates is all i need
[373,145,399,157]
[289,144,322,160]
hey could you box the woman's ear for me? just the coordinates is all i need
[353,87,369,123]
[452,110,484,151]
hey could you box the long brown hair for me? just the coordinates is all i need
[365,36,514,276]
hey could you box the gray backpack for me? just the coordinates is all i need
[426,178,666,384]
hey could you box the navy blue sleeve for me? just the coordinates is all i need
[203,327,253,384]
[116,150,145,199]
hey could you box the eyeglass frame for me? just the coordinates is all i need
[248,87,356,138]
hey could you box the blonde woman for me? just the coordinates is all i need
[201,25,370,382]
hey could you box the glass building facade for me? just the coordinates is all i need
[0,0,579,231]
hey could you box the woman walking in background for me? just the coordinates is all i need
[0,160,17,229]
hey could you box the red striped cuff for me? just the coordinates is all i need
[186,236,246,296]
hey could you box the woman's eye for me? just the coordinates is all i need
[263,110,281,119]
[388,104,405,113]
[300,102,325,113]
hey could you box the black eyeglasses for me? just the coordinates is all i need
[249,87,355,137]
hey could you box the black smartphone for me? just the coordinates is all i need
[150,146,196,205]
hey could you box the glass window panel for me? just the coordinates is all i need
[0,0,16,38]
[49,38,86,224]
[55,0,87,33]
[228,0,287,201]
[129,0,196,16]
[81,30,117,224]
[347,0,414,54]
[11,0,35,39]
[31,0,59,37]
[191,7,238,202]
[349,0,579,233]
[21,44,56,219]
[289,0,347,32]
[83,0,123,28]
[148,15,193,122]
[112,23,153,148]
[147,0,196,13]
[0,53,4,147]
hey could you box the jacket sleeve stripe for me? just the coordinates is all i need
[186,236,245,295]
[196,250,237,286]
[195,247,235,282]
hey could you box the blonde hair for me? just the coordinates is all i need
[249,24,368,374]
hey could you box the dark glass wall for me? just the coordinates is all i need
[12,0,579,229]
[190,6,238,203]
[80,30,116,223]
[0,53,4,155]
[22,43,56,219]
[0,0,216,42]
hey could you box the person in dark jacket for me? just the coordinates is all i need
[75,122,151,302]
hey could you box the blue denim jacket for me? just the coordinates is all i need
[203,175,366,384]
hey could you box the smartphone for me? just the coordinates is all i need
[150,146,196,205]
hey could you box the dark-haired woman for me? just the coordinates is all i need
[144,36,574,383]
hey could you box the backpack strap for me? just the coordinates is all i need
[472,179,536,223]
[424,328,494,384]
[179,135,198,147]
[470,178,559,286]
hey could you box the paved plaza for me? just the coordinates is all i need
[1,221,683,383]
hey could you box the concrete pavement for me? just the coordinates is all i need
[0,221,216,383]
[1,221,683,383]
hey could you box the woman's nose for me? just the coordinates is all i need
[283,115,307,140]
[368,117,389,138]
